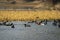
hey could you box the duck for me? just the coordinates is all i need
[24,24,31,27]
[52,20,57,26]
[5,23,13,26]
[11,25,15,28]
[35,21,42,25]
[40,23,45,26]
[0,22,4,25]
[3,21,7,25]
[57,20,60,28]
[44,20,47,25]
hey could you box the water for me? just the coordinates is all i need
[0,21,60,40]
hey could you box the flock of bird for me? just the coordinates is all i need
[0,19,60,28]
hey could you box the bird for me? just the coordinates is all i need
[52,20,57,26]
[41,23,45,25]
[5,23,13,26]
[0,22,4,25]
[11,25,15,28]
[35,21,42,25]
[44,20,47,25]
[24,24,31,27]
[57,20,60,28]
[3,21,7,25]
[52,22,57,26]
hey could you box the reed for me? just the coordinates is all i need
[0,10,60,21]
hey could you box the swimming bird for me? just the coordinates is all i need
[52,20,57,26]
[24,24,31,27]
[35,21,42,25]
[11,25,15,28]
[44,20,47,25]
